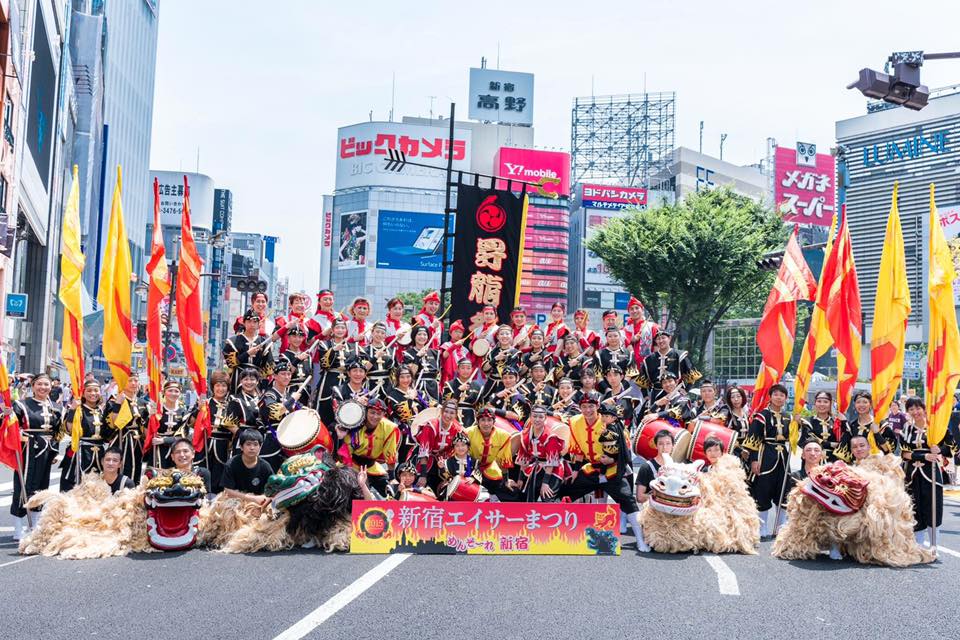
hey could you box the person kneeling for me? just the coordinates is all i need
[169,438,212,496]
[221,430,273,507]
[100,447,136,494]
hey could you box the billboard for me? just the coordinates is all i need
[496,148,571,197]
[774,145,836,227]
[336,122,472,191]
[939,203,960,305]
[584,211,619,285]
[26,8,56,190]
[338,211,367,269]
[376,210,448,272]
[467,68,534,126]
[581,184,648,210]
[152,171,216,228]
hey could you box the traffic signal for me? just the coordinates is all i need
[232,276,267,293]
[848,52,930,111]
[136,320,147,342]
[757,254,783,271]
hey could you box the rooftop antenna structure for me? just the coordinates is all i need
[720,133,728,161]
[389,72,395,122]
[429,95,436,120]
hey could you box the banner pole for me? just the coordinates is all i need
[441,103,455,320]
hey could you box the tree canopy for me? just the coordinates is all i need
[587,187,786,366]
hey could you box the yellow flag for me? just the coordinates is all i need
[870,182,911,421]
[113,398,133,431]
[926,184,960,446]
[97,166,132,389]
[59,165,86,452]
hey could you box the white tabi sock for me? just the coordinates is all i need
[12,516,23,541]
[620,513,627,535]
[625,512,650,552]
[828,544,842,560]
[915,530,926,545]
[776,510,787,530]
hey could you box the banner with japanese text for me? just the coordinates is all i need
[350,501,621,555]
[451,184,528,326]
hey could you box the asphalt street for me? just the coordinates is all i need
[1,465,959,640]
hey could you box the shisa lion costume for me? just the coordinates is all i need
[20,448,360,558]
[200,446,359,553]
[641,454,760,555]
[19,474,153,559]
[772,456,935,567]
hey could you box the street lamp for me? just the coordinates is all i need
[847,50,960,111]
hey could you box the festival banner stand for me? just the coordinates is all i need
[350,501,621,555]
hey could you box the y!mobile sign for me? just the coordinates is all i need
[336,122,472,191]
[581,184,648,210]
[774,145,835,227]
[495,147,570,197]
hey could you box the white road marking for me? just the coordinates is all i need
[272,553,411,640]
[0,555,36,569]
[703,554,740,596]
[936,545,960,559]
[0,472,60,494]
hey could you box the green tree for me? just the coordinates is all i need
[587,187,786,366]
[393,289,451,322]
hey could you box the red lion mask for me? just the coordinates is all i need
[799,461,869,515]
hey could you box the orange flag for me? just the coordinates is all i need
[793,212,837,412]
[751,227,817,414]
[143,178,171,454]
[0,360,21,471]
[870,183,911,421]
[175,176,211,451]
[825,207,862,413]
[925,184,960,446]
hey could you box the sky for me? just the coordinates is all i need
[149,0,959,293]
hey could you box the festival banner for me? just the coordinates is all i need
[451,184,528,326]
[350,501,621,555]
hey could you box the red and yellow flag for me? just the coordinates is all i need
[751,227,817,414]
[97,166,132,389]
[175,176,211,451]
[0,360,21,471]
[871,183,911,421]
[825,208,862,413]
[925,184,960,446]
[59,165,86,452]
[793,212,838,412]
[143,178,170,454]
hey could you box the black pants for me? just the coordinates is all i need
[205,432,235,493]
[909,468,945,530]
[561,471,639,515]
[11,435,57,518]
[59,441,104,492]
[520,467,562,502]
[749,445,788,512]
[480,476,520,502]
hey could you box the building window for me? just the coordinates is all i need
[0,175,7,213]
[2,96,12,149]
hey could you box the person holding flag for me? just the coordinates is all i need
[104,376,149,484]
[744,227,816,537]
[58,380,106,492]
[58,164,89,493]
[174,175,213,456]
[6,374,64,540]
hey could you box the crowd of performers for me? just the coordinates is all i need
[7,289,956,553]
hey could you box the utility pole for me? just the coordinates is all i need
[720,133,728,161]
[699,121,704,154]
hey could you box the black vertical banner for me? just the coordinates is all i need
[452,184,528,327]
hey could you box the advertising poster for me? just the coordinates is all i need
[495,147,571,197]
[774,145,836,227]
[375,210,447,272]
[350,501,621,555]
[581,184,648,210]
[339,211,367,269]
[336,122,472,191]
[939,203,960,304]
